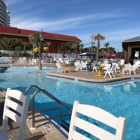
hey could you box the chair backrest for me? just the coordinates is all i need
[56,62,62,69]
[110,64,117,71]
[103,59,108,65]
[81,61,87,67]
[119,59,125,65]
[124,64,131,70]
[104,64,111,70]
[2,88,30,140]
[68,101,126,140]
[65,59,70,64]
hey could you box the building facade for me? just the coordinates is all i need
[0,0,10,26]
[0,25,81,53]
[122,36,140,59]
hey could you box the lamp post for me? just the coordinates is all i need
[38,29,43,70]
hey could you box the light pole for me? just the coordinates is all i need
[38,28,43,70]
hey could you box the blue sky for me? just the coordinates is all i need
[4,0,140,52]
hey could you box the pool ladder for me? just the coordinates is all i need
[25,85,71,131]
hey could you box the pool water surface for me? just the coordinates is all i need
[0,67,140,140]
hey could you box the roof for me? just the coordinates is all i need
[0,25,81,42]
[122,36,140,43]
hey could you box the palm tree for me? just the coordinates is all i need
[104,42,109,52]
[94,34,105,62]
[28,33,49,70]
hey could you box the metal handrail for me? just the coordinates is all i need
[25,85,71,129]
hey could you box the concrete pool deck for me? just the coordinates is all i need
[46,64,140,83]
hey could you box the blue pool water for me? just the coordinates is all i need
[1,66,140,139]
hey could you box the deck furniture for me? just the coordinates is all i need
[104,64,116,78]
[56,62,64,73]
[95,65,105,77]
[0,88,30,140]
[68,101,126,140]
[74,61,82,71]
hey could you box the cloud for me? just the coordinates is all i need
[4,0,18,6]
[104,28,140,41]
[10,11,127,32]
[11,14,96,31]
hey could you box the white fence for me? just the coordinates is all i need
[0,50,90,59]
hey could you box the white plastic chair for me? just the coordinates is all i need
[103,63,111,71]
[112,62,120,73]
[56,62,64,73]
[104,64,116,78]
[74,61,82,71]
[118,59,125,65]
[122,64,131,75]
[81,61,88,71]
[128,63,139,75]
[0,88,30,140]
[68,101,126,140]
[92,61,98,72]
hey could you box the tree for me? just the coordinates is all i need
[79,43,84,53]
[15,46,22,57]
[0,38,9,50]
[58,42,71,56]
[99,48,106,58]
[22,42,32,56]
[90,46,97,53]
[108,47,116,52]
[104,42,110,52]
[28,33,50,70]
[94,34,105,62]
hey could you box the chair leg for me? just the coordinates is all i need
[108,73,112,78]
[104,72,107,78]
[133,70,136,74]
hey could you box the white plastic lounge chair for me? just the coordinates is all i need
[0,88,30,140]
[104,64,116,78]
[68,101,126,140]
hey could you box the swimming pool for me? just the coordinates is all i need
[1,66,140,139]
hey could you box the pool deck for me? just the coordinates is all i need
[0,91,67,140]
[1,62,140,139]
[46,64,140,83]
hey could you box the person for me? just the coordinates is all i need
[86,60,92,71]
[129,57,133,65]
[0,52,2,57]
